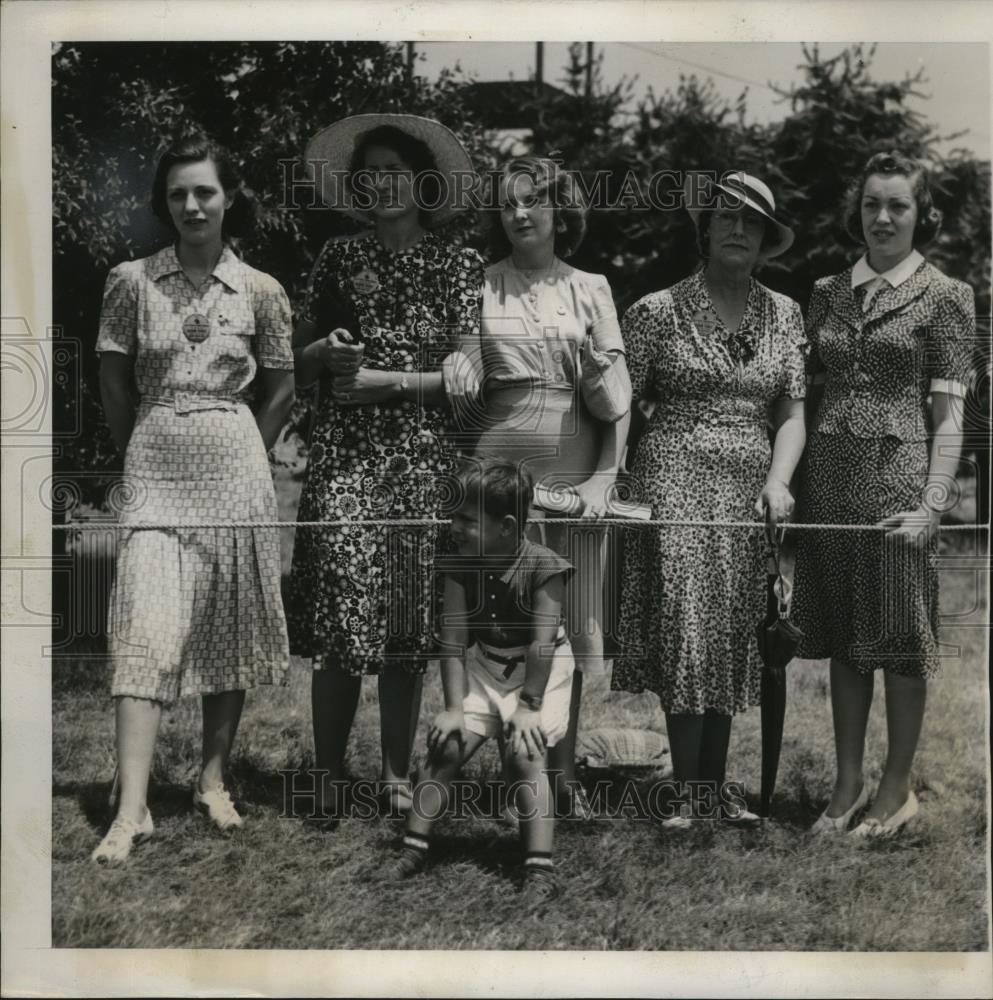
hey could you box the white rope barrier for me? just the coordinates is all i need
[51,518,987,532]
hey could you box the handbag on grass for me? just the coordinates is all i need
[579,340,631,423]
[755,523,804,678]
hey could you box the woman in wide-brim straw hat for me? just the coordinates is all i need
[611,170,807,828]
[287,113,485,825]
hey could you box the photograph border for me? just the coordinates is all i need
[2,1,992,996]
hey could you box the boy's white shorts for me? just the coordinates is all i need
[462,635,575,748]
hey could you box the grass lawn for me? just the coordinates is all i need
[51,539,989,951]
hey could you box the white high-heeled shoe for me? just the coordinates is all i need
[811,784,869,834]
[850,791,919,840]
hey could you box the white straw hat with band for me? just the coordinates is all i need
[304,113,477,227]
[683,170,795,258]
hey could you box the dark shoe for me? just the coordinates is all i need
[382,845,428,882]
[720,805,761,829]
[301,814,340,833]
[521,866,560,906]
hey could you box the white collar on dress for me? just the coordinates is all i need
[850,249,924,290]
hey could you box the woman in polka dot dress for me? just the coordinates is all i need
[287,115,484,822]
[91,134,296,864]
[794,152,974,838]
[612,172,807,827]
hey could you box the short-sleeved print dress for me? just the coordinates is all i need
[469,258,625,673]
[286,232,484,675]
[793,258,974,678]
[471,257,625,485]
[96,245,294,703]
[612,270,806,715]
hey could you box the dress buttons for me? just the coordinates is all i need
[537,342,545,350]
[557,306,566,315]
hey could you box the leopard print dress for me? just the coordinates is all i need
[612,270,805,715]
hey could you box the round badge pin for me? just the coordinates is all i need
[352,268,381,295]
[182,313,211,343]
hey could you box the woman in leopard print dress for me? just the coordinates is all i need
[612,173,806,825]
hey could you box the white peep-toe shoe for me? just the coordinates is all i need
[850,791,919,840]
[91,809,154,865]
[811,784,869,834]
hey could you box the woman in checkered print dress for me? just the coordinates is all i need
[90,135,295,865]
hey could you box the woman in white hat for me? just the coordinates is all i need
[287,114,484,825]
[612,171,807,827]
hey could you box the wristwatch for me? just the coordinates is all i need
[397,372,411,398]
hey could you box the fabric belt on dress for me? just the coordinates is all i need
[478,633,568,679]
[651,400,767,428]
[141,392,246,414]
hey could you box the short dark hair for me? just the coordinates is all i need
[843,151,942,247]
[484,156,587,261]
[455,458,534,532]
[151,133,255,239]
[347,124,442,227]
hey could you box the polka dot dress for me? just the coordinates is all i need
[96,246,294,703]
[611,271,806,715]
[286,233,484,675]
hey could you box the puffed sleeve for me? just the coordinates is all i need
[96,263,138,357]
[803,280,830,386]
[622,294,663,402]
[587,274,625,354]
[926,280,974,398]
[780,298,807,399]
[253,273,295,370]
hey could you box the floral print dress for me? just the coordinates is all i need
[286,232,484,675]
[612,270,806,715]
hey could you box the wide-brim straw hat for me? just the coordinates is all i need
[304,113,477,227]
[683,170,794,258]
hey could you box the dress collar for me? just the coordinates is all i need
[851,249,924,290]
[147,244,243,292]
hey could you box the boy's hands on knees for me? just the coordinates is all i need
[428,709,467,755]
[506,707,547,761]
